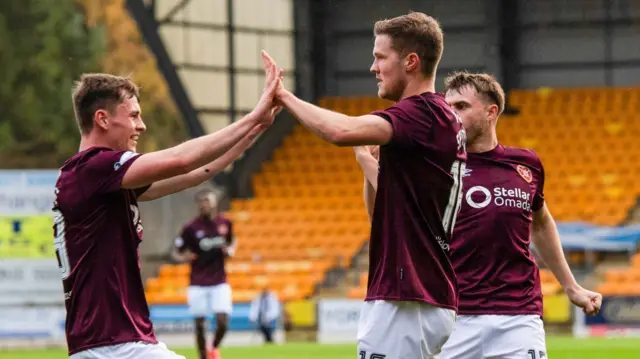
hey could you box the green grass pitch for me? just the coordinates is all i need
[1,337,639,359]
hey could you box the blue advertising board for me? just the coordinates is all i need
[150,304,278,334]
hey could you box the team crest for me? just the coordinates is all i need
[196,230,205,239]
[516,165,533,183]
[217,224,229,236]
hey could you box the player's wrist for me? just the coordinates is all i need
[563,283,580,295]
[277,88,295,107]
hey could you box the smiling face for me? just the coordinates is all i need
[73,74,145,152]
[95,96,146,152]
[370,34,408,102]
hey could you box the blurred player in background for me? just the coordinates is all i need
[172,189,235,359]
[262,11,467,359]
[354,72,603,359]
[53,62,282,358]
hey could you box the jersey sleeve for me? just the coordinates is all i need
[371,100,433,147]
[532,155,545,211]
[84,150,144,195]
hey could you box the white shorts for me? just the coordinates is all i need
[357,300,456,359]
[440,314,547,359]
[69,341,184,359]
[187,283,233,317]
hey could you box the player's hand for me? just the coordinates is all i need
[250,52,283,126]
[368,145,380,160]
[261,51,287,101]
[354,145,380,160]
[566,285,602,316]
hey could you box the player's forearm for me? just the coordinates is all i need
[162,114,259,173]
[279,90,356,145]
[171,249,191,263]
[223,241,237,257]
[138,129,261,201]
[531,210,579,291]
[363,178,376,222]
[356,153,379,191]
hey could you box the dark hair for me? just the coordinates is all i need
[444,71,506,115]
[72,73,140,134]
[374,12,444,77]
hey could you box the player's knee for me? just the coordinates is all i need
[194,318,206,332]
[217,320,228,332]
[216,316,229,332]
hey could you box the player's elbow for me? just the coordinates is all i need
[168,155,196,175]
[328,128,361,147]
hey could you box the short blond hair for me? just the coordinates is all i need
[374,12,443,77]
[72,73,140,134]
[444,71,505,115]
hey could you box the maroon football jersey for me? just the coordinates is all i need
[175,216,233,286]
[53,147,156,355]
[367,92,467,311]
[450,144,545,316]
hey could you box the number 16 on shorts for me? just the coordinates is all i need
[529,349,546,358]
[359,350,386,359]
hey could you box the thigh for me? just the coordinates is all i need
[440,315,484,359]
[210,283,233,315]
[357,301,456,359]
[357,301,394,359]
[484,315,547,359]
[416,302,457,358]
[187,286,211,317]
[70,342,185,359]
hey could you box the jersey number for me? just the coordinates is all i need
[528,350,546,359]
[359,351,386,359]
[443,159,465,235]
[53,209,71,280]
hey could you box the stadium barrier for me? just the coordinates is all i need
[0,306,66,340]
[150,303,278,333]
[316,295,577,344]
[0,259,63,306]
[573,295,640,338]
[316,299,361,344]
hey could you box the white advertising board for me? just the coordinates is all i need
[0,259,64,305]
[0,306,66,340]
[317,299,362,344]
[0,170,57,216]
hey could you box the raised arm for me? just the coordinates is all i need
[278,90,392,147]
[121,61,281,190]
[261,51,392,147]
[532,203,602,315]
[138,124,266,201]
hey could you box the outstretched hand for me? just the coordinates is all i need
[251,52,284,126]
[261,50,287,102]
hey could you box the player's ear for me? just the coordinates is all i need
[94,109,109,130]
[405,53,420,73]
[487,104,499,121]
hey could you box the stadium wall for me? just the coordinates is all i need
[311,0,640,97]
